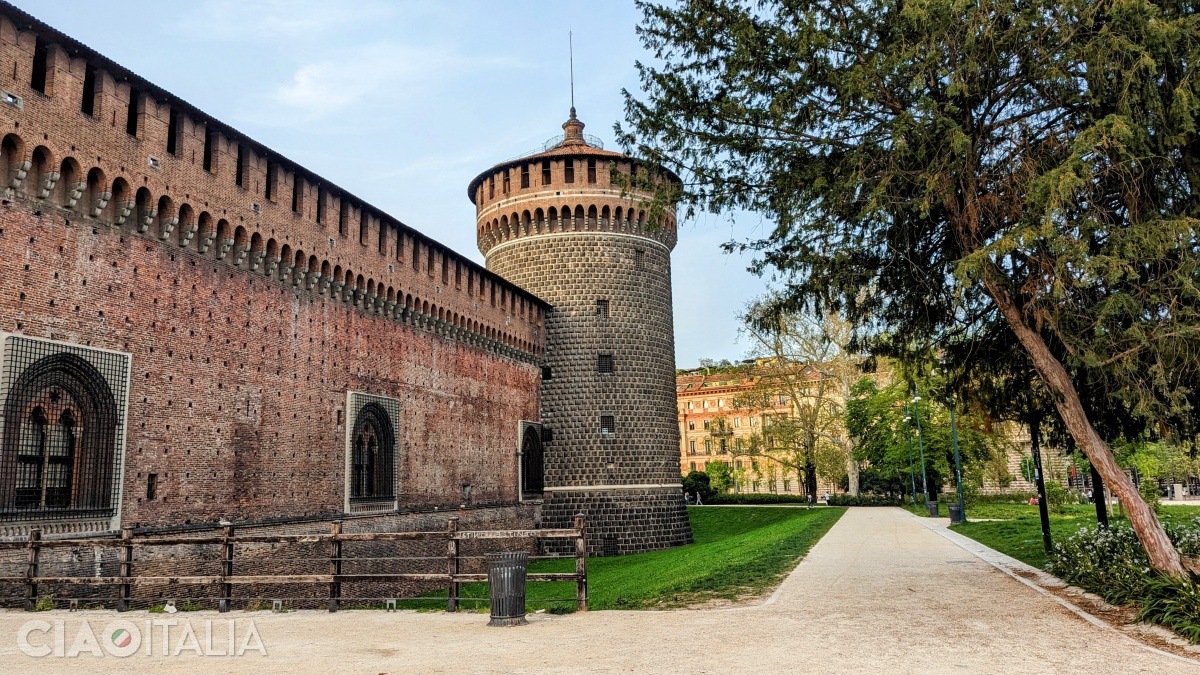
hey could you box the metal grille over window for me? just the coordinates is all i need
[0,335,130,530]
[600,415,616,436]
[596,299,609,319]
[635,249,645,269]
[345,392,400,514]
[597,354,614,374]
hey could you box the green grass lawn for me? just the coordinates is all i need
[419,506,845,612]
[917,502,1200,569]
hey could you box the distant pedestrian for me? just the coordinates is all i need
[695,492,703,506]
[1029,496,1038,506]
[1085,488,1094,503]
[685,493,693,505]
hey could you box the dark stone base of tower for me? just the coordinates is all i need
[541,488,692,557]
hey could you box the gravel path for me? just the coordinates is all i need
[0,506,1196,674]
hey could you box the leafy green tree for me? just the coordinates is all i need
[619,0,1200,576]
[682,470,716,502]
[707,460,735,494]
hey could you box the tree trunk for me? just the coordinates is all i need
[846,449,860,496]
[984,278,1186,577]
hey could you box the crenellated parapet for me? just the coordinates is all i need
[0,3,545,360]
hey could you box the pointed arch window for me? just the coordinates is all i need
[346,393,399,513]
[2,341,129,523]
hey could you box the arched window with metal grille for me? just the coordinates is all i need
[1,342,129,524]
[520,423,544,497]
[345,393,399,513]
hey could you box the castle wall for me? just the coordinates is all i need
[0,202,539,528]
[0,6,546,533]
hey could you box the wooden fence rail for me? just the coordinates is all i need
[0,515,588,613]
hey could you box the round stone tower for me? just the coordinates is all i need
[468,110,692,555]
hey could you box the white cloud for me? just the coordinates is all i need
[183,0,396,40]
[269,44,526,121]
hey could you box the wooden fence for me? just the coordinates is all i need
[0,515,587,613]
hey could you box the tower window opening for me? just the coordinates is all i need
[316,189,326,224]
[30,37,48,94]
[412,240,420,270]
[265,161,276,201]
[379,221,387,254]
[598,354,614,374]
[635,249,645,269]
[202,127,215,172]
[587,158,597,183]
[339,199,349,236]
[81,63,97,116]
[520,164,530,189]
[488,175,494,199]
[542,160,551,185]
[442,256,449,284]
[292,175,303,213]
[503,170,510,193]
[600,415,616,436]
[427,247,435,276]
[166,109,181,156]
[596,299,609,319]
[360,210,369,245]
[146,473,158,500]
[235,145,246,187]
[455,262,462,287]
[541,365,552,380]
[125,88,140,137]
[564,159,574,184]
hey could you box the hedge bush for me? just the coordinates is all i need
[827,494,902,507]
[705,493,811,505]
[1051,521,1200,642]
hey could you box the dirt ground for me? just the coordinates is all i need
[0,506,1196,674]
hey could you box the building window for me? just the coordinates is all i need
[520,164,530,189]
[146,473,158,501]
[596,299,609,319]
[235,145,246,187]
[704,440,712,454]
[600,415,616,436]
[81,63,97,116]
[202,127,215,172]
[635,249,646,269]
[541,365,553,380]
[719,438,727,454]
[687,421,695,431]
[587,158,597,183]
[735,460,743,469]
[166,109,180,155]
[266,161,277,201]
[521,423,544,495]
[126,89,140,137]
[689,462,697,473]
[778,394,789,405]
[703,419,710,430]
[564,159,575,184]
[1,337,130,524]
[734,417,741,428]
[597,354,614,374]
[488,175,495,199]
[503,170,510,193]
[542,160,551,185]
[346,393,399,513]
[750,417,757,427]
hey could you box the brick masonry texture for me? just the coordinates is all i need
[473,128,694,555]
[0,5,543,533]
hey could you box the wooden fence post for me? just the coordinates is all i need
[447,517,459,612]
[118,527,133,612]
[219,524,234,613]
[24,529,40,612]
[329,520,342,613]
[574,514,587,612]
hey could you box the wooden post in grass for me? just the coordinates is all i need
[447,517,459,612]
[24,529,40,612]
[1030,418,1052,553]
[329,520,342,613]
[118,527,133,612]
[574,513,587,612]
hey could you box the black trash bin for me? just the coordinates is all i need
[948,503,964,524]
[926,501,940,517]
[486,551,529,627]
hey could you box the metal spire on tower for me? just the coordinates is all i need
[569,30,576,118]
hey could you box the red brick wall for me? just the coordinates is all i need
[0,10,545,529]
[0,202,538,527]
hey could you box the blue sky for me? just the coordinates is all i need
[23,0,770,368]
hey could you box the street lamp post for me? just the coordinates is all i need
[911,390,930,510]
[947,392,966,524]
[902,406,918,504]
